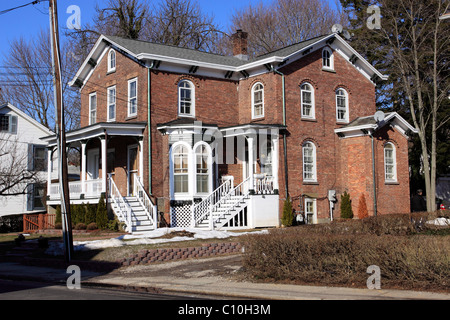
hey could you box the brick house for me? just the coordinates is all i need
[43,30,416,232]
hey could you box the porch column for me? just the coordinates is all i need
[139,137,144,183]
[272,134,279,192]
[81,140,86,195]
[247,136,255,191]
[47,148,52,196]
[100,136,107,193]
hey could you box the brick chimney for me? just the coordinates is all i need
[231,29,248,60]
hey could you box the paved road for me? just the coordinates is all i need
[0,279,203,300]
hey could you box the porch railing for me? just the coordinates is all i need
[108,175,132,233]
[48,179,102,199]
[254,175,275,194]
[134,175,158,230]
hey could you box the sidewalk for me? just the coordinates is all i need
[1,258,449,300]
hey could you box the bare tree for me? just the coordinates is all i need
[0,29,80,131]
[230,0,347,56]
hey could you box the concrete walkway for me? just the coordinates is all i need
[0,259,449,300]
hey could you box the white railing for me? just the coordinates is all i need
[254,175,274,194]
[134,175,158,230]
[108,175,132,233]
[192,179,233,228]
[211,176,250,229]
[48,179,102,199]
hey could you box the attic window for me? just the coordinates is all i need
[108,49,116,73]
[0,114,18,134]
[322,47,334,71]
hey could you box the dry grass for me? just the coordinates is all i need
[241,212,450,292]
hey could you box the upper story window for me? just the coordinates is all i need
[89,92,97,125]
[107,86,116,122]
[178,80,195,117]
[300,83,315,119]
[322,47,334,70]
[302,141,317,182]
[128,78,138,117]
[336,88,349,123]
[252,82,264,119]
[0,114,18,134]
[384,142,397,182]
[108,49,116,73]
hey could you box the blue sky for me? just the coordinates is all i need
[0,0,339,64]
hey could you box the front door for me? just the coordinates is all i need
[127,145,139,196]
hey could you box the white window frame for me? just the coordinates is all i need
[194,142,212,195]
[322,47,334,71]
[107,85,116,122]
[251,82,264,119]
[336,88,349,123]
[300,83,315,119]
[384,142,397,182]
[178,80,195,117]
[107,49,116,73]
[171,142,191,195]
[128,77,138,117]
[89,92,97,125]
[0,114,18,134]
[304,198,317,224]
[302,141,317,182]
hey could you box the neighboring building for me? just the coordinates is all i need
[43,31,417,233]
[0,103,53,217]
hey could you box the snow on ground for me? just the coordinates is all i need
[426,217,450,226]
[45,228,268,256]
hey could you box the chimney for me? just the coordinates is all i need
[231,29,248,60]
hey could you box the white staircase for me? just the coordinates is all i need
[108,175,157,234]
[193,177,250,230]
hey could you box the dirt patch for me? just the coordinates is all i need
[158,230,195,239]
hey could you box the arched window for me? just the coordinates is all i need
[300,83,315,119]
[195,144,211,194]
[384,143,397,182]
[173,144,190,193]
[322,47,333,70]
[336,88,349,122]
[252,82,264,119]
[178,80,195,117]
[108,49,116,72]
[302,141,317,182]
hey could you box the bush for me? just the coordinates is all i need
[281,197,294,227]
[85,203,97,225]
[96,194,108,229]
[86,222,98,230]
[340,191,353,219]
[74,223,87,230]
[357,193,369,219]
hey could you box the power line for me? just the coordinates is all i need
[0,0,47,16]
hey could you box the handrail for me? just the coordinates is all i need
[134,175,157,229]
[192,179,232,226]
[108,174,132,233]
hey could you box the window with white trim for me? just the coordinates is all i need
[107,86,116,122]
[300,83,315,119]
[108,49,116,73]
[304,198,317,224]
[128,78,138,117]
[173,144,189,193]
[384,142,397,182]
[252,82,264,119]
[195,144,210,194]
[178,80,194,117]
[0,114,17,134]
[302,141,317,182]
[336,88,349,123]
[89,92,97,125]
[322,47,333,70]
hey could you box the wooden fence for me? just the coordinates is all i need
[23,213,56,233]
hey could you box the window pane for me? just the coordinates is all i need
[174,175,188,193]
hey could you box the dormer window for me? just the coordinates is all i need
[108,49,116,73]
[322,47,334,71]
[178,80,195,117]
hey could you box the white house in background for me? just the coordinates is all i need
[0,102,53,217]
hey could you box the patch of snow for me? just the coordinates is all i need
[426,217,450,226]
[45,227,268,256]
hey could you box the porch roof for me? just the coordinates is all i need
[41,122,147,146]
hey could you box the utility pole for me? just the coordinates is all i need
[49,0,73,262]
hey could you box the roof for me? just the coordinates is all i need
[70,32,387,87]
[0,102,53,136]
